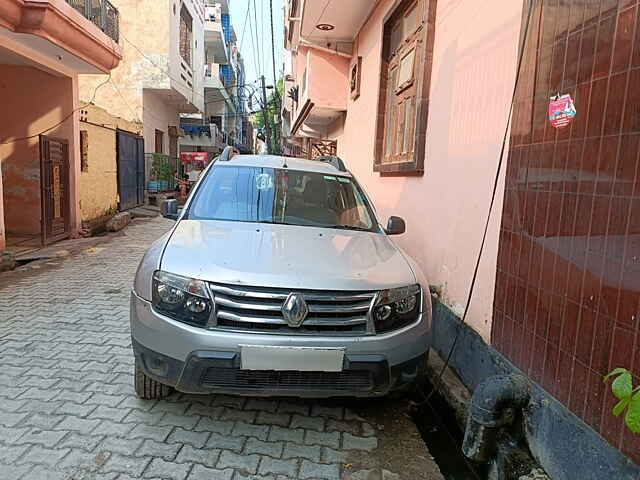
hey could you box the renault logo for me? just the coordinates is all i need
[282,292,308,328]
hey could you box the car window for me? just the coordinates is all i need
[187,166,378,232]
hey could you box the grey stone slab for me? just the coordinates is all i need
[304,430,340,449]
[194,418,234,435]
[268,426,304,444]
[244,438,284,458]
[217,451,259,474]
[101,453,151,477]
[220,409,257,424]
[257,457,298,477]
[244,399,279,413]
[58,433,105,452]
[158,413,201,430]
[321,447,347,464]
[135,439,181,461]
[187,464,233,480]
[299,460,340,480]
[95,420,135,438]
[290,415,325,432]
[231,422,269,441]
[97,436,144,456]
[167,427,210,448]
[129,424,173,442]
[16,428,68,447]
[342,433,378,451]
[0,445,29,463]
[282,443,321,463]
[254,412,291,428]
[54,416,102,434]
[310,405,344,420]
[206,432,245,452]
[16,445,69,467]
[143,458,191,480]
[175,445,221,468]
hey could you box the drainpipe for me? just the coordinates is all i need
[462,374,531,463]
[298,39,353,58]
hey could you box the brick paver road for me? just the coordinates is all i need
[0,218,439,480]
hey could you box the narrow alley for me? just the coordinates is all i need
[0,217,442,480]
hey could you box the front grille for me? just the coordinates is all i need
[201,367,373,392]
[209,283,376,335]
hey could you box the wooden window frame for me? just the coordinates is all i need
[374,0,437,176]
[179,5,193,67]
[155,129,164,154]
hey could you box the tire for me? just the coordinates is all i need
[134,359,172,399]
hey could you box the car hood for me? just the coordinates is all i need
[160,220,415,291]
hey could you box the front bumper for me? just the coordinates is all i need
[130,291,430,397]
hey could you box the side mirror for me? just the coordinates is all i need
[161,199,179,221]
[385,216,405,235]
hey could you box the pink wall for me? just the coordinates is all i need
[307,48,350,111]
[0,65,77,236]
[334,0,525,340]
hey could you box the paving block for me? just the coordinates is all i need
[299,460,340,480]
[217,451,260,474]
[304,430,340,449]
[342,433,378,451]
[258,457,298,477]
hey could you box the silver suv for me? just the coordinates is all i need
[130,149,431,398]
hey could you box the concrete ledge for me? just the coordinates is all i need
[430,296,640,480]
[425,349,470,429]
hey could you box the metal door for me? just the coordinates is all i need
[40,135,70,245]
[116,130,145,210]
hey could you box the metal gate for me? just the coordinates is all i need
[116,130,144,210]
[40,135,70,245]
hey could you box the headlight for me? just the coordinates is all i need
[373,284,421,333]
[152,271,214,327]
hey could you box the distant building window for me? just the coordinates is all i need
[155,129,164,153]
[80,130,89,172]
[375,0,436,175]
[179,5,193,66]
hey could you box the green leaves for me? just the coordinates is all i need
[611,371,632,399]
[626,393,640,434]
[604,368,640,434]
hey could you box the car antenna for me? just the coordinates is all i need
[282,157,288,169]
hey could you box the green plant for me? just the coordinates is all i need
[151,154,174,181]
[604,368,640,433]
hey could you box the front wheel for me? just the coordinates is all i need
[134,359,172,399]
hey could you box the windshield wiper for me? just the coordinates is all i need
[328,224,372,232]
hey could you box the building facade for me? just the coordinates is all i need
[284,0,639,477]
[179,0,251,159]
[0,0,122,253]
[78,0,206,216]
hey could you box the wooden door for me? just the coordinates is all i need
[40,135,70,245]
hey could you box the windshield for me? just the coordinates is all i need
[187,166,378,232]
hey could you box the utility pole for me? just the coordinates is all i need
[260,75,272,154]
[269,0,280,154]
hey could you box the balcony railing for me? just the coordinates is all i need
[66,0,120,43]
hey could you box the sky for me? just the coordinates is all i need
[228,0,285,91]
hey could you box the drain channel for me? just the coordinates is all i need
[410,379,487,480]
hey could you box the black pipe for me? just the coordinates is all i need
[462,374,531,463]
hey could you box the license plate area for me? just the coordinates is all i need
[240,345,345,372]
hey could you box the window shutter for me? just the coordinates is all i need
[375,0,436,175]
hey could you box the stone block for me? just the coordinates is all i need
[106,212,131,232]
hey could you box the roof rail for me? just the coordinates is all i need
[314,155,347,172]
[217,145,238,162]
